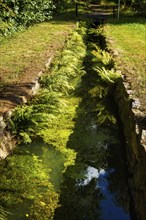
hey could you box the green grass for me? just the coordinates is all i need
[104,18,146,111]
[0,20,75,83]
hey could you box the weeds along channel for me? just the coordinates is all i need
[0,21,126,220]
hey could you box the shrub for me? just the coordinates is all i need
[0,0,54,36]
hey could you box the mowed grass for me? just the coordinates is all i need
[104,18,146,109]
[0,20,75,83]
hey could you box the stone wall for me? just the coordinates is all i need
[0,114,16,159]
[0,72,42,160]
[115,79,146,220]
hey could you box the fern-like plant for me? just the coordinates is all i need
[91,44,114,69]
[0,206,11,220]
[10,26,87,144]
[94,67,121,84]
[41,30,86,96]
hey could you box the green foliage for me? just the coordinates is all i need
[38,127,77,172]
[0,155,53,205]
[32,89,64,111]
[91,43,114,69]
[85,27,121,91]
[10,89,67,143]
[95,67,121,84]
[66,31,86,58]
[41,73,75,95]
[0,206,10,220]
[10,104,57,143]
[0,153,59,219]
[88,27,103,36]
[0,0,54,36]
[29,190,59,220]
[35,98,78,171]
[88,40,121,85]
[53,0,72,12]
[76,22,87,38]
[19,132,32,144]
[41,30,86,95]
[10,26,86,145]
[95,102,117,125]
[0,18,17,36]
[89,85,109,99]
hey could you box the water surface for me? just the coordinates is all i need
[54,72,132,220]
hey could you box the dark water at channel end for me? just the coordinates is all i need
[54,72,132,220]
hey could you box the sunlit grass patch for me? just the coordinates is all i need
[104,18,146,109]
[0,21,75,83]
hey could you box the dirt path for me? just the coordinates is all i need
[87,4,115,20]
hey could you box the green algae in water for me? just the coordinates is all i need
[19,141,67,191]
[0,138,75,219]
[0,147,59,220]
[0,96,81,219]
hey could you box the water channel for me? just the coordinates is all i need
[0,23,134,220]
[7,70,133,220]
[53,66,132,220]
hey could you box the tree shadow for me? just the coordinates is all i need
[53,4,145,25]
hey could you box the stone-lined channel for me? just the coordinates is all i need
[0,21,136,220]
[54,48,132,220]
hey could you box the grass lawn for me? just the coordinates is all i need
[0,12,76,114]
[0,20,75,84]
[104,18,146,112]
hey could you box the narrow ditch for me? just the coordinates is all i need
[54,22,133,220]
[0,20,145,220]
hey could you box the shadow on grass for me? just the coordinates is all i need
[106,15,146,25]
[52,4,145,26]
[52,9,78,22]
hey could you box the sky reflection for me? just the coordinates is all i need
[81,166,131,220]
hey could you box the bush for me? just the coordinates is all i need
[0,0,54,36]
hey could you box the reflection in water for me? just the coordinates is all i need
[54,119,132,220]
[98,169,131,220]
[80,166,100,186]
[54,56,132,219]
[84,167,131,220]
